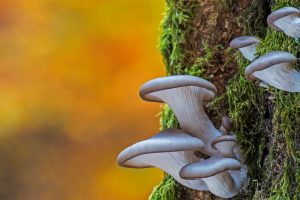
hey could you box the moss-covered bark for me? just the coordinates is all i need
[149,0,300,199]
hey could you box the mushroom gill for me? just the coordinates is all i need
[139,75,221,155]
[117,128,208,190]
[245,51,300,92]
[267,7,300,38]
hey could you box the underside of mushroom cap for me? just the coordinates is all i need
[245,51,297,81]
[229,36,260,49]
[117,128,205,168]
[179,156,241,179]
[117,128,208,191]
[267,6,299,31]
[139,75,217,102]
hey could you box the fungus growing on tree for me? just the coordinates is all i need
[140,75,221,155]
[267,6,300,38]
[179,156,247,198]
[230,36,261,61]
[117,128,208,190]
[245,51,300,92]
[118,75,248,198]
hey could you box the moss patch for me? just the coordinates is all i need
[149,174,180,200]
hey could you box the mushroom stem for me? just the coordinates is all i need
[202,171,243,198]
[153,87,221,155]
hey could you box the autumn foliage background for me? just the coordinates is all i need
[0,0,165,199]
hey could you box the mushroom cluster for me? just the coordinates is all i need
[230,7,300,92]
[117,75,248,198]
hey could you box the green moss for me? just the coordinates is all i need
[153,0,300,199]
[225,54,267,198]
[159,0,199,75]
[149,174,180,200]
[227,0,300,199]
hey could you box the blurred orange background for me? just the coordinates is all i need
[0,0,165,199]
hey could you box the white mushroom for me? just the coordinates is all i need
[180,156,247,198]
[117,128,208,190]
[245,51,300,92]
[140,75,221,156]
[230,36,261,61]
[267,7,300,38]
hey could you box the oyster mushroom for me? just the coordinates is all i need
[267,6,300,38]
[230,36,261,61]
[245,51,300,92]
[140,75,221,155]
[211,135,237,158]
[117,128,208,190]
[220,116,233,135]
[180,156,247,198]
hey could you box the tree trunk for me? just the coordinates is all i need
[150,0,300,199]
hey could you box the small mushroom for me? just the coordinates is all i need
[245,51,300,92]
[220,116,233,135]
[267,7,300,38]
[179,156,247,198]
[140,75,221,155]
[117,128,208,190]
[211,135,237,158]
[230,36,261,61]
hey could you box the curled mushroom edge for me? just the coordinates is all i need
[117,75,248,198]
[245,51,300,92]
[117,128,208,191]
[267,6,300,38]
[230,36,261,61]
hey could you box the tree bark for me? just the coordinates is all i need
[151,0,300,199]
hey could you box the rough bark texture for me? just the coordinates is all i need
[150,0,300,199]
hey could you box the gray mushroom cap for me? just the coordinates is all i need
[117,128,208,191]
[230,36,261,61]
[220,116,233,134]
[267,7,300,38]
[245,51,300,92]
[179,156,241,179]
[117,128,205,168]
[267,7,299,31]
[179,156,246,198]
[230,36,260,49]
[140,75,217,103]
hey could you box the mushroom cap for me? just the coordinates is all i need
[229,36,260,49]
[179,156,241,179]
[221,116,233,132]
[267,7,299,31]
[117,128,205,168]
[245,51,297,81]
[139,75,217,103]
[211,135,237,151]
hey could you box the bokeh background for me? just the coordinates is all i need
[0,0,165,199]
